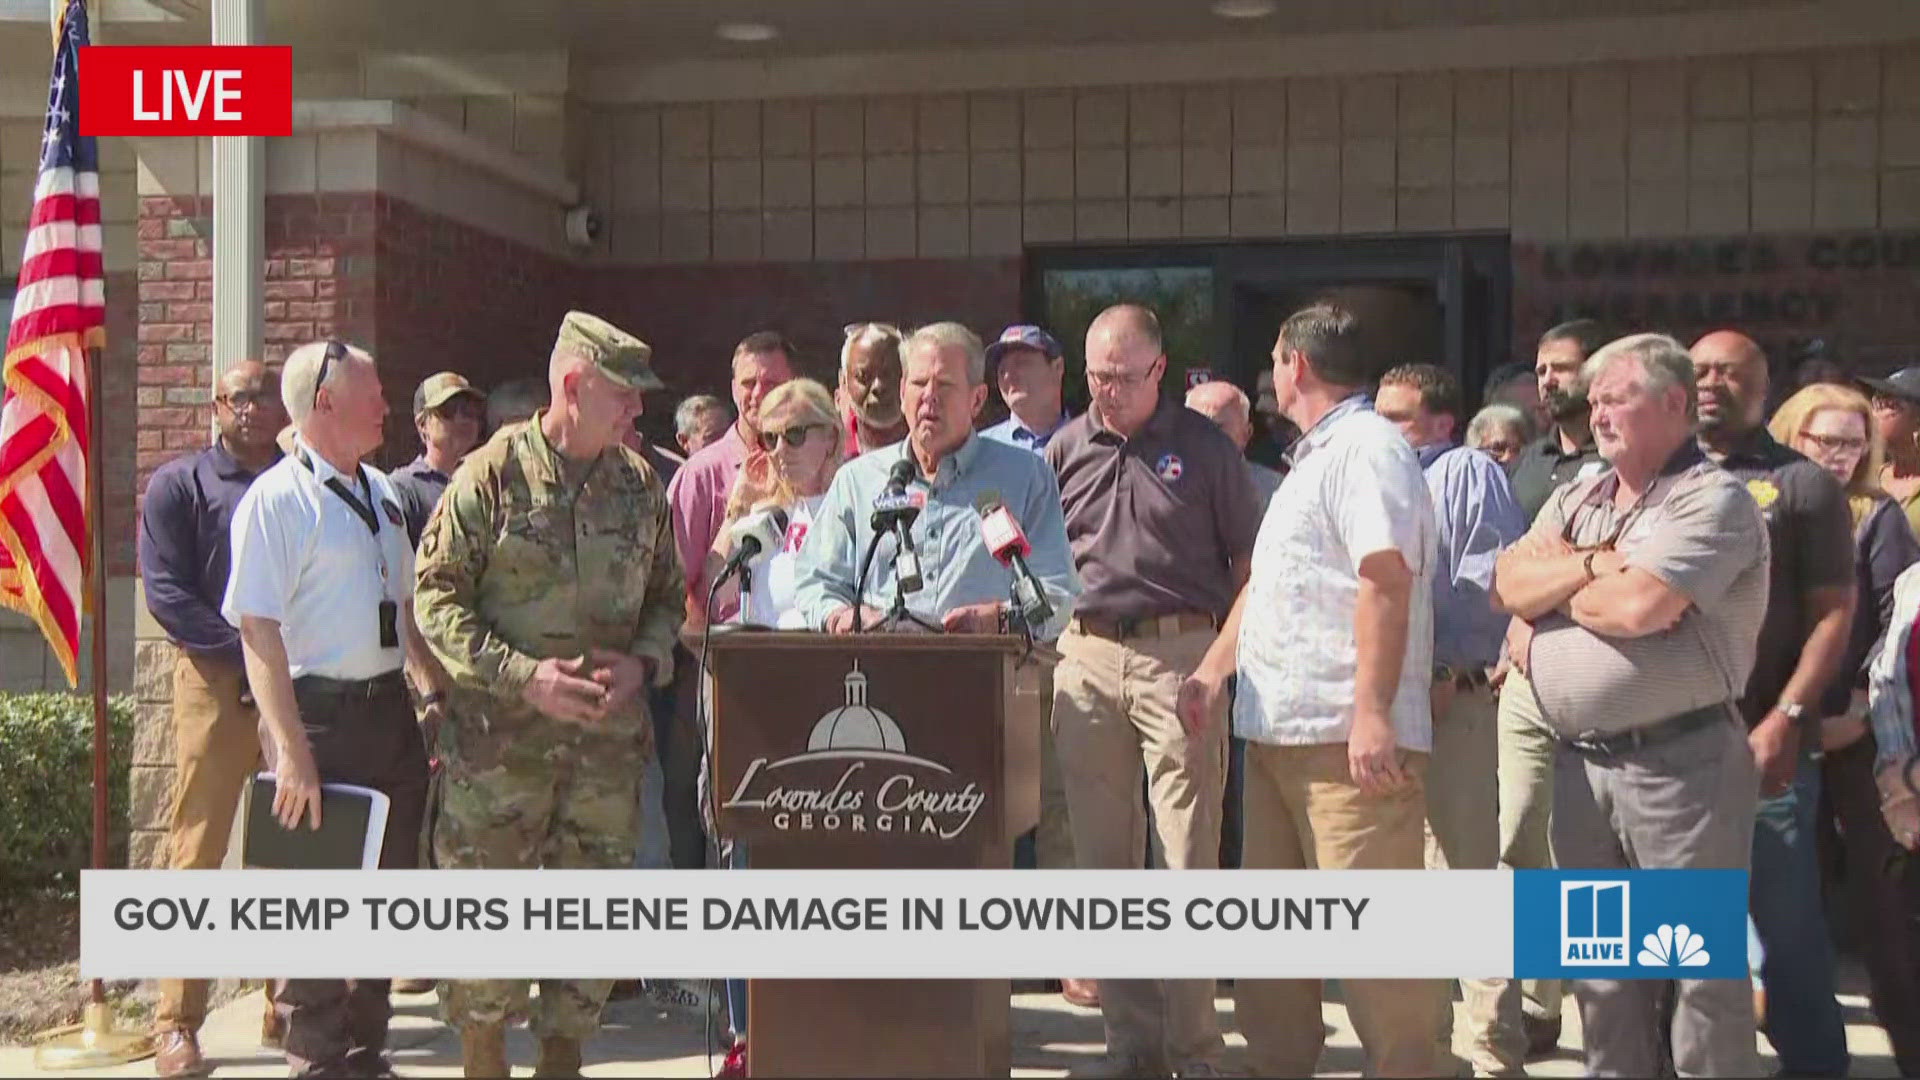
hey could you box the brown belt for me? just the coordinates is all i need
[1070,612,1217,642]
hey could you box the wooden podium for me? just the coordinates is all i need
[706,630,1046,1078]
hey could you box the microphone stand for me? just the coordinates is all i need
[877,544,943,634]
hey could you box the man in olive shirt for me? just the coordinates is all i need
[1492,317,1611,1058]
[1508,319,1611,523]
[1693,329,1856,1078]
[1494,333,1767,1077]
[1046,304,1261,1079]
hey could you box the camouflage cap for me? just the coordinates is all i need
[412,371,484,416]
[554,310,664,391]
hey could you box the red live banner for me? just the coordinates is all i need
[78,46,291,136]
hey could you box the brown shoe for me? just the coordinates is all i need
[154,1028,210,1078]
[534,1035,583,1077]
[1061,978,1101,1008]
[392,978,437,994]
[461,1022,508,1078]
[261,992,285,1049]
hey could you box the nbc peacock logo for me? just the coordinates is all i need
[1637,924,1711,968]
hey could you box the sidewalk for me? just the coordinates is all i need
[1,973,1898,1077]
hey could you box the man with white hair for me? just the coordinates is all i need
[839,321,909,455]
[222,340,443,1078]
[1493,333,1768,1077]
[673,393,731,457]
[1185,379,1284,510]
[414,311,685,1078]
[795,320,1079,636]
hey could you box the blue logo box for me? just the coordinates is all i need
[1512,870,1748,980]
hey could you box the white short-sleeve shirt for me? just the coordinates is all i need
[222,439,415,680]
[1233,397,1439,751]
[742,495,823,630]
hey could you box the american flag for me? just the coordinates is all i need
[0,0,103,687]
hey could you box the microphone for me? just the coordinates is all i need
[871,457,924,594]
[979,501,1052,632]
[712,505,791,591]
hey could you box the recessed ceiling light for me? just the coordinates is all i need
[716,22,778,43]
[1210,0,1276,17]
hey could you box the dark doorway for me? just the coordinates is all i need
[1024,233,1511,420]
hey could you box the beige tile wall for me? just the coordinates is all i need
[586,42,1920,264]
[0,123,137,275]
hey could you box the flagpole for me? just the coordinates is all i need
[86,341,108,1009]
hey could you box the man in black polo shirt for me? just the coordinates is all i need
[1694,329,1856,1077]
[1047,304,1261,1079]
[1508,319,1611,523]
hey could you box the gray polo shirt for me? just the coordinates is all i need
[1047,399,1262,622]
[1524,446,1771,737]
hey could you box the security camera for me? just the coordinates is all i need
[564,205,602,248]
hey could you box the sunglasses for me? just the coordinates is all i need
[758,424,830,451]
[313,339,347,411]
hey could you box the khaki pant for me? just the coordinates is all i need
[156,653,262,1034]
[1235,743,1446,1079]
[1053,625,1225,1069]
[1494,669,1562,1054]
[1034,665,1074,870]
[1425,681,1520,1076]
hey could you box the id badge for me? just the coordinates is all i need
[379,599,399,648]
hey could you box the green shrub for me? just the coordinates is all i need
[0,693,134,896]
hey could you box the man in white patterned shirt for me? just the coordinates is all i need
[1180,303,1444,1078]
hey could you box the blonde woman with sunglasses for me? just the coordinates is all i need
[707,376,845,628]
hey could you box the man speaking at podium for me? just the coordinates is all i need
[794,321,1080,639]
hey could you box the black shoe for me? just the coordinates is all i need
[1524,1014,1563,1059]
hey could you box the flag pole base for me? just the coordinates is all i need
[31,1003,155,1070]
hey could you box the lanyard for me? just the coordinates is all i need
[297,448,389,582]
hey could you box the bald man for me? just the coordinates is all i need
[141,361,289,1076]
[1048,305,1262,1078]
[1694,329,1855,1077]
[1186,380,1284,510]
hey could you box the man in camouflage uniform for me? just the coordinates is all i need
[414,310,685,1079]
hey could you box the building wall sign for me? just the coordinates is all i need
[1515,231,1920,373]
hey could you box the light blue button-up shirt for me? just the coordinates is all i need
[793,434,1081,640]
[980,411,1071,454]
[1416,440,1526,669]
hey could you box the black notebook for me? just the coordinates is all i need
[243,774,390,869]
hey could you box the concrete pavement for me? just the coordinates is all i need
[2,972,1900,1076]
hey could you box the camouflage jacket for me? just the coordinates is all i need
[414,414,684,733]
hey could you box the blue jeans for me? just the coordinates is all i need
[1750,745,1848,1076]
[725,841,748,1040]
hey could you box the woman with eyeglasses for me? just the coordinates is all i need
[697,378,844,1078]
[1769,381,1920,1072]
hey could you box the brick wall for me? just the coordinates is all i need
[372,194,576,454]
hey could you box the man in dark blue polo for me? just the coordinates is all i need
[389,371,486,547]
[139,359,287,1077]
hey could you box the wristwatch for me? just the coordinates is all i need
[1776,702,1806,722]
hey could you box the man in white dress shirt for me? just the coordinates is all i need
[1180,303,1445,1078]
[223,340,445,1078]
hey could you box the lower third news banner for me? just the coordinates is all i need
[80,869,1747,981]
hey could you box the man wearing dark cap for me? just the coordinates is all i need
[1863,367,1920,536]
[415,311,685,1079]
[391,371,486,547]
[982,324,1071,452]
